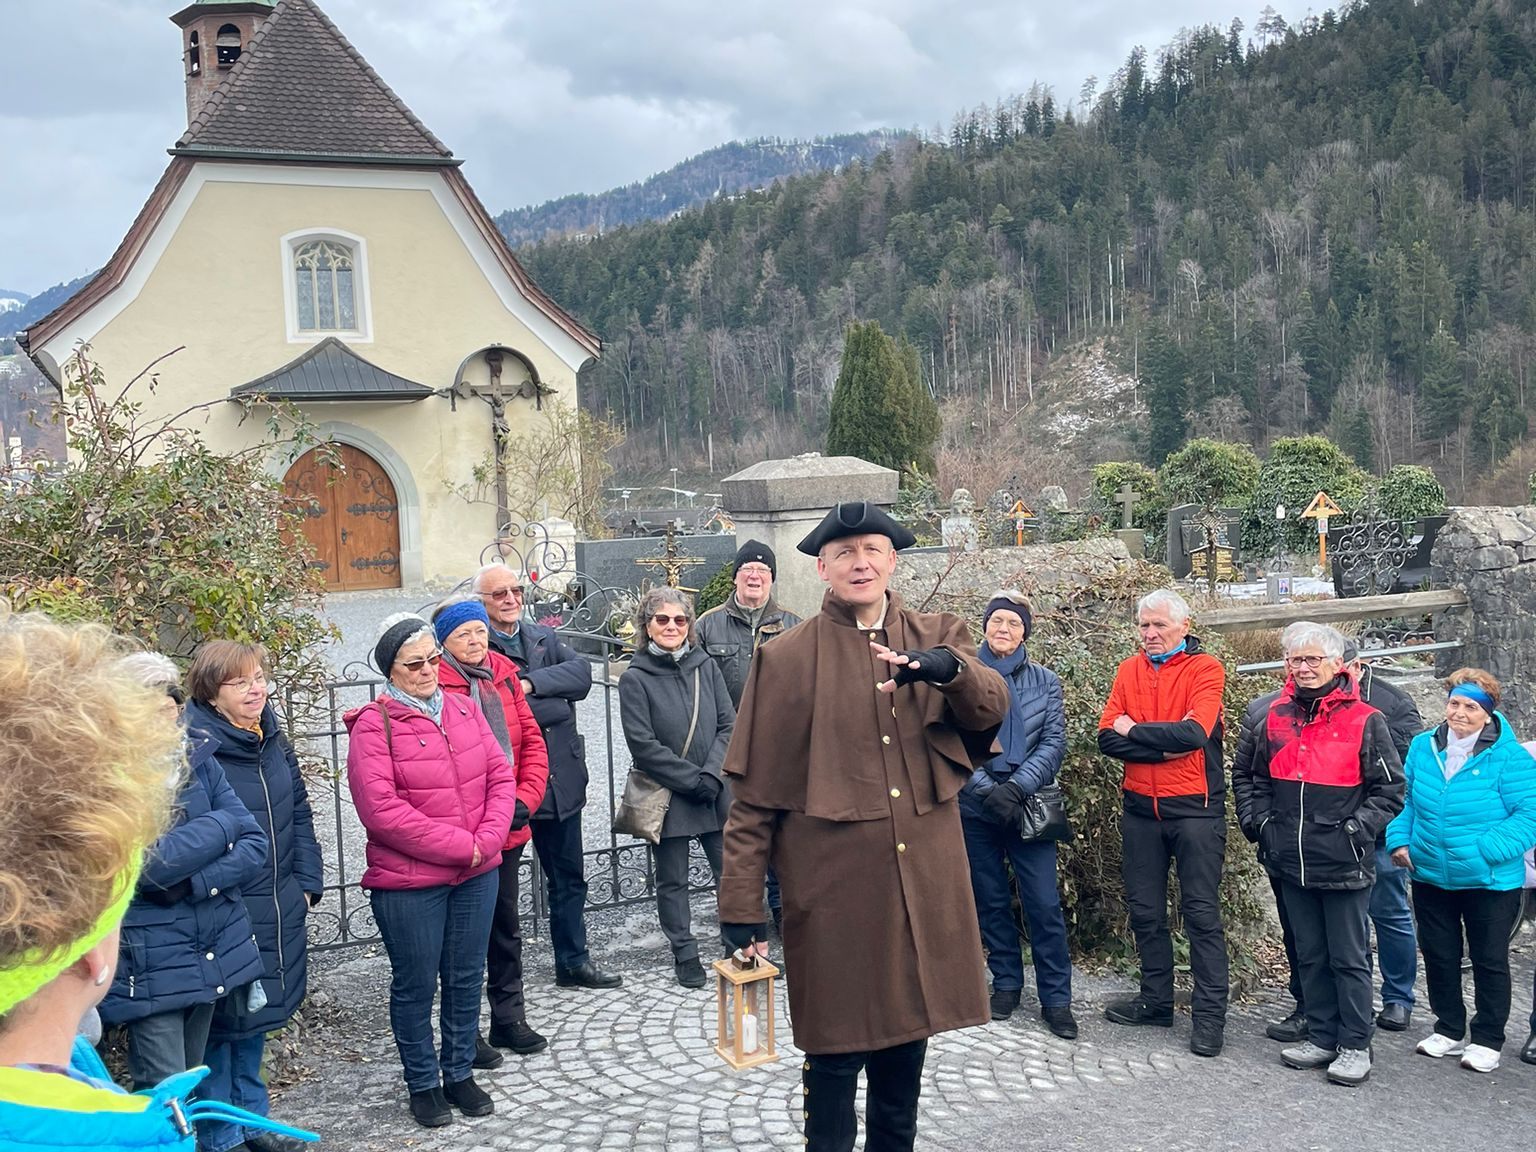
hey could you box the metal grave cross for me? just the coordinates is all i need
[636,523,706,590]
[1187,507,1237,592]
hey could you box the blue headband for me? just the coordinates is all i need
[1448,683,1496,712]
[434,599,490,645]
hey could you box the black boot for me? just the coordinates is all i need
[802,1055,860,1152]
[408,1087,451,1128]
[442,1076,494,1117]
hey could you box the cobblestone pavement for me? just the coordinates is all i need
[276,917,1536,1151]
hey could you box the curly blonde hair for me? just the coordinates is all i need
[0,609,183,980]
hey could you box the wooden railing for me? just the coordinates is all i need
[1198,588,1469,633]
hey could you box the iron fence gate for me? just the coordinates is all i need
[292,630,719,954]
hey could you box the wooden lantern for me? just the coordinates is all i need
[712,952,781,1070]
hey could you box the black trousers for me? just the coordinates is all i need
[653,832,723,963]
[486,843,527,1027]
[530,811,590,972]
[1280,881,1373,1050]
[803,1038,926,1152]
[1412,881,1522,1049]
[1121,812,1229,1020]
[1269,872,1304,1009]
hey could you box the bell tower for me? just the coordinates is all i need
[169,1,276,125]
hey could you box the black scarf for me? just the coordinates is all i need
[444,651,512,754]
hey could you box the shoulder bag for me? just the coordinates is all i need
[613,668,701,845]
[1017,781,1072,843]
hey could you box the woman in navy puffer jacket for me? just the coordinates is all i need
[98,654,267,1091]
[959,591,1077,1039]
[184,641,323,1152]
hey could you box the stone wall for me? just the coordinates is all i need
[1430,505,1536,733]
[889,537,1134,618]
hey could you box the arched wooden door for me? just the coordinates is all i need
[283,444,402,591]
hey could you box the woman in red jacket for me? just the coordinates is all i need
[432,596,551,1062]
[345,613,519,1130]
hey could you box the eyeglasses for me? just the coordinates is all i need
[221,676,268,693]
[397,652,443,673]
[737,564,772,577]
[651,614,690,627]
[1285,654,1332,668]
[480,587,523,600]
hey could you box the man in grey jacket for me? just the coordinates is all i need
[697,539,802,936]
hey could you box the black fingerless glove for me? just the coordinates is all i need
[721,921,768,954]
[889,646,962,688]
[511,800,531,831]
[141,878,193,906]
[981,780,1025,824]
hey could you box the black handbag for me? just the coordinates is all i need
[1017,782,1072,843]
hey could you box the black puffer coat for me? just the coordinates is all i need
[491,620,593,820]
[186,699,323,1040]
[618,645,734,839]
[99,733,266,1024]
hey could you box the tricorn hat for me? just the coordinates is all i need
[796,501,917,555]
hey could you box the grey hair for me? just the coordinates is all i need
[377,611,435,653]
[1136,588,1191,623]
[634,586,696,645]
[116,651,181,689]
[471,562,525,592]
[1282,622,1347,660]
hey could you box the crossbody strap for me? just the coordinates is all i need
[679,668,702,760]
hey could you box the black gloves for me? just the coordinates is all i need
[692,774,724,804]
[721,921,767,954]
[511,801,531,831]
[887,646,962,688]
[141,878,193,906]
[982,780,1026,825]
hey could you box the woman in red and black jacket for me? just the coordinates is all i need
[432,596,551,1062]
[1243,623,1403,1087]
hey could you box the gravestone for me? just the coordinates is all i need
[1166,504,1244,579]
[941,488,980,552]
[1040,485,1069,513]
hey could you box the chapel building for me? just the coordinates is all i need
[21,0,599,588]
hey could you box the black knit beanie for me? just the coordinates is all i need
[983,596,1032,640]
[733,539,776,578]
[374,615,430,674]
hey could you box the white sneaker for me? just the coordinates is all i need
[1416,1032,1468,1058]
[1460,1043,1500,1073]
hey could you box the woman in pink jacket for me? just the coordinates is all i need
[345,613,518,1130]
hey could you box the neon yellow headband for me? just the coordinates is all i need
[0,851,143,1017]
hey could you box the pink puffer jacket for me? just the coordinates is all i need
[344,693,520,891]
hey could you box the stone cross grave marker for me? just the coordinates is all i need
[1115,483,1139,529]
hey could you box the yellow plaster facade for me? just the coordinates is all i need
[34,164,592,586]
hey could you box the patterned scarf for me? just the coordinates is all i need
[384,682,443,724]
[443,652,511,754]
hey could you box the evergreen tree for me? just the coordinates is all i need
[825,321,938,475]
[1145,325,1190,463]
[1418,323,1463,440]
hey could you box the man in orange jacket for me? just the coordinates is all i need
[1097,588,1229,1057]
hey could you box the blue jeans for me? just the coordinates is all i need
[198,1034,269,1152]
[371,869,498,1092]
[1370,841,1417,1008]
[961,814,1072,1007]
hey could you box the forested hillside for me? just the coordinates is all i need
[522,0,1536,499]
[496,133,903,246]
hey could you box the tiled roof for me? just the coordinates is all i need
[230,337,435,401]
[174,0,455,164]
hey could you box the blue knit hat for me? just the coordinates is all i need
[433,598,491,646]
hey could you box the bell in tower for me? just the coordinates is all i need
[169,1,277,125]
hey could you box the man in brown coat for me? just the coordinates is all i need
[719,501,1008,1152]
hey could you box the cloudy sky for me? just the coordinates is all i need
[0,0,1307,296]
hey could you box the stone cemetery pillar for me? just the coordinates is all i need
[720,456,900,619]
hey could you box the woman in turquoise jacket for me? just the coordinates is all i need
[0,611,316,1152]
[1386,668,1536,1074]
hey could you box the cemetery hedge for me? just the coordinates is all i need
[1158,438,1261,508]
[930,560,1271,974]
[1377,465,1447,522]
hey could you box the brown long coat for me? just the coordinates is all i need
[719,591,1008,1054]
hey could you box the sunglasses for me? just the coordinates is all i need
[398,652,443,672]
[481,587,523,600]
[651,614,690,627]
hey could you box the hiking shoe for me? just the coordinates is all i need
[489,1020,549,1055]
[1041,1005,1079,1040]
[675,957,707,989]
[1327,1046,1371,1086]
[1190,1018,1225,1057]
[472,1034,504,1070]
[1266,1009,1309,1043]
[442,1076,494,1117]
[990,987,1021,1020]
[1103,997,1173,1027]
[1460,1043,1501,1073]
[1416,1032,1468,1059]
[1281,1041,1338,1070]
[1375,1003,1411,1031]
[408,1087,452,1128]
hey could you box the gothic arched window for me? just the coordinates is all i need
[293,239,357,332]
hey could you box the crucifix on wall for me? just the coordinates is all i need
[452,347,557,534]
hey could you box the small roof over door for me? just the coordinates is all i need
[230,337,434,401]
